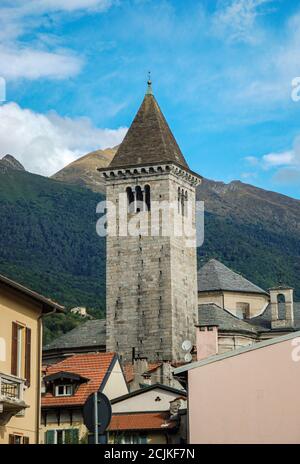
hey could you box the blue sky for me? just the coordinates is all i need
[1,0,300,199]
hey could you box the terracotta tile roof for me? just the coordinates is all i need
[108,412,177,431]
[123,364,134,383]
[146,363,162,374]
[42,352,115,407]
[123,362,162,383]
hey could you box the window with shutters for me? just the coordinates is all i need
[8,434,29,445]
[119,433,148,444]
[11,322,31,387]
[45,429,79,444]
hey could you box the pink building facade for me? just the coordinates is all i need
[175,331,300,444]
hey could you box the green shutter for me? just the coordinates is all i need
[65,429,79,444]
[71,429,79,444]
[45,430,55,444]
[140,435,147,444]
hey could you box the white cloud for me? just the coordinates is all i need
[262,150,295,168]
[0,46,82,80]
[245,156,259,166]
[0,0,114,81]
[38,0,113,13]
[243,135,300,186]
[0,102,127,176]
[212,0,274,44]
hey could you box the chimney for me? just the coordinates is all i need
[270,286,294,329]
[129,357,149,390]
[196,325,218,361]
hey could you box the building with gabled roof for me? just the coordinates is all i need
[196,259,300,357]
[0,273,64,444]
[108,384,187,444]
[41,352,128,444]
[43,319,106,364]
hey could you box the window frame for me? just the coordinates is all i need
[55,384,73,397]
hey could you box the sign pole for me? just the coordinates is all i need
[94,392,99,445]
[83,391,111,444]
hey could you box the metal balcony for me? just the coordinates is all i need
[0,373,29,425]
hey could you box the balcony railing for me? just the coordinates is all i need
[0,372,24,402]
[0,373,28,425]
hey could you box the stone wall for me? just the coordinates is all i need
[105,165,199,363]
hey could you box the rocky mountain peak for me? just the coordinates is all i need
[0,155,25,172]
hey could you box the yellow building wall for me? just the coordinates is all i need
[0,288,42,444]
[223,291,269,318]
[198,290,269,318]
[108,431,167,444]
[40,412,88,444]
[198,291,223,308]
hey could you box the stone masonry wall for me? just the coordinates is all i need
[105,168,198,363]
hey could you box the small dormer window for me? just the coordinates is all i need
[55,385,73,397]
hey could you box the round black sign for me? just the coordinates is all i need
[83,392,112,434]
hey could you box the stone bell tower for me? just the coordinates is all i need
[270,285,294,330]
[99,79,201,363]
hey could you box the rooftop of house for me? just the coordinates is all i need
[107,81,189,170]
[108,411,177,432]
[43,319,106,352]
[197,259,268,295]
[123,362,163,384]
[42,352,116,408]
[0,273,65,314]
[198,302,300,335]
[198,303,259,335]
[111,384,186,404]
[174,330,300,375]
[247,302,300,332]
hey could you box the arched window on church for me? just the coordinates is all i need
[145,185,151,211]
[184,191,188,217]
[126,187,134,214]
[135,186,144,213]
[181,189,185,216]
[277,294,286,320]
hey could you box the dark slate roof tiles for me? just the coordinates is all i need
[43,319,106,351]
[198,304,258,335]
[198,259,267,295]
[247,303,300,332]
[109,93,189,169]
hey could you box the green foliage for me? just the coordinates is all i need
[199,212,300,301]
[0,169,105,344]
[0,169,299,345]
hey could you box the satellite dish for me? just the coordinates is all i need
[184,353,193,363]
[182,340,192,352]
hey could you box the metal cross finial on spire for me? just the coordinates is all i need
[146,71,153,95]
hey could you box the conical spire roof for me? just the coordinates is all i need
[109,85,189,169]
